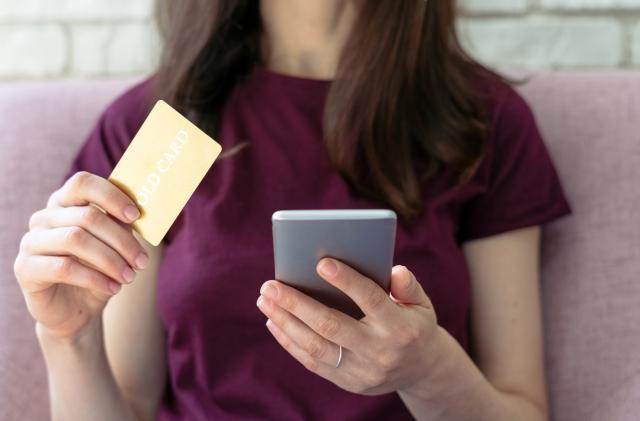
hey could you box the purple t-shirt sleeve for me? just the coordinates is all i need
[458,88,571,241]
[61,111,124,185]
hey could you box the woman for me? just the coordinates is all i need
[13,1,571,420]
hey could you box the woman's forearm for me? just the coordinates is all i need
[37,317,139,421]
[397,327,547,421]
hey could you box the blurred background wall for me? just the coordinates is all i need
[1,0,639,81]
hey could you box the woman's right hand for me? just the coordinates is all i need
[13,171,150,340]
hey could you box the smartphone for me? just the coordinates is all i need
[272,209,397,319]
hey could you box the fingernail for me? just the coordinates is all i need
[319,259,338,276]
[124,205,140,222]
[392,265,406,275]
[109,282,122,294]
[260,283,277,299]
[122,267,136,284]
[134,253,149,269]
[256,295,271,315]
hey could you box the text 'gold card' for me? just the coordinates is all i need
[108,100,222,246]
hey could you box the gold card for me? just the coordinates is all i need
[108,100,222,246]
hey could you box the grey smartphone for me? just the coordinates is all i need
[272,209,397,319]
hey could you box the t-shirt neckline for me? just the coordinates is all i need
[252,66,334,87]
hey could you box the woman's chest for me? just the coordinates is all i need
[156,106,474,345]
[157,157,472,344]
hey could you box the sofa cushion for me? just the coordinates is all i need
[0,79,137,421]
[517,72,640,420]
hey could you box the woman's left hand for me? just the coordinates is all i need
[257,258,445,396]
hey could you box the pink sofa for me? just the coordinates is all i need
[1,74,639,420]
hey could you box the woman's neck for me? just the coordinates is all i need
[260,0,360,79]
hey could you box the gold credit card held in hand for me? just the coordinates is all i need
[108,100,222,246]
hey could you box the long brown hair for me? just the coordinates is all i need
[154,0,496,223]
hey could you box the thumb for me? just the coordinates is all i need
[389,265,431,308]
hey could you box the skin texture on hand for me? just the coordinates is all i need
[14,171,149,340]
[257,244,548,421]
[256,259,444,396]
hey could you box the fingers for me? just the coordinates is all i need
[29,206,148,270]
[20,227,137,285]
[258,296,340,367]
[51,171,140,224]
[264,318,367,395]
[265,318,343,377]
[316,258,393,318]
[259,280,368,349]
[14,254,121,296]
[389,265,432,308]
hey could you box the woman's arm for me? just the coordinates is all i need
[104,234,167,419]
[37,237,166,421]
[255,226,548,421]
[14,172,167,421]
[397,226,547,420]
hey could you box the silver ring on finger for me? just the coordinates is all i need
[335,345,343,369]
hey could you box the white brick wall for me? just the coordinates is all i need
[0,0,158,80]
[458,17,624,68]
[633,22,640,64]
[1,0,639,80]
[0,24,67,78]
[0,0,153,21]
[459,0,640,68]
[70,23,159,76]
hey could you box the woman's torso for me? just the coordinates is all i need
[156,69,473,420]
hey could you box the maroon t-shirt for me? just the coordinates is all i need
[62,68,571,420]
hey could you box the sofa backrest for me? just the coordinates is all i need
[0,79,138,421]
[0,73,638,420]
[519,72,640,421]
